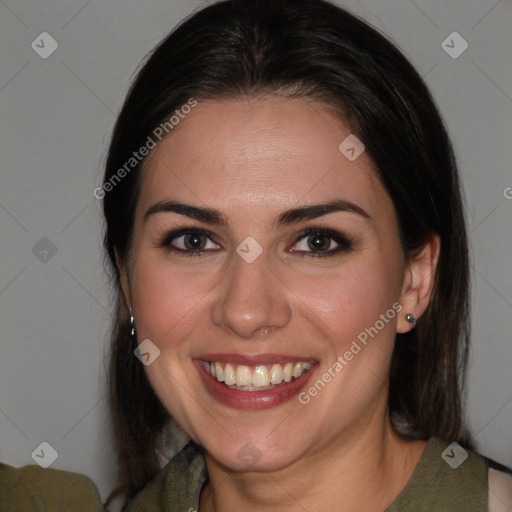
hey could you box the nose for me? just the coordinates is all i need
[211,251,292,340]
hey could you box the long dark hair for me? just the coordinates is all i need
[102,0,470,505]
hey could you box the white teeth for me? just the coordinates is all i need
[214,362,224,382]
[224,363,236,385]
[283,363,293,382]
[253,365,270,387]
[293,362,308,378]
[269,364,283,384]
[203,360,314,389]
[236,365,253,386]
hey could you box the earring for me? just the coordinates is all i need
[129,308,136,338]
[405,313,417,329]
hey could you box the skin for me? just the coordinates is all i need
[119,95,440,512]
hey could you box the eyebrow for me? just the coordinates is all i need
[144,198,371,228]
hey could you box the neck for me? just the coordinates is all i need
[199,414,426,512]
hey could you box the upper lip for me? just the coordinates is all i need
[196,353,317,366]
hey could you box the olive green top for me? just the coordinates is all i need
[0,437,489,511]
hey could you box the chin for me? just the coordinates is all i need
[199,429,311,473]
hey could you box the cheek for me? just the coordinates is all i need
[130,248,403,357]
[289,256,401,351]
[128,257,215,433]
[291,263,402,414]
[130,256,212,352]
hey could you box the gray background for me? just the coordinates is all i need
[1,0,511,506]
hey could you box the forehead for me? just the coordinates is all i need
[137,96,393,226]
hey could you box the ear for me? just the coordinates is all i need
[397,233,441,333]
[115,250,132,311]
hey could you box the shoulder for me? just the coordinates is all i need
[418,439,512,512]
[488,468,512,512]
[388,437,489,511]
[0,462,104,512]
[122,442,207,512]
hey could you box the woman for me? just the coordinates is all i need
[1,0,511,510]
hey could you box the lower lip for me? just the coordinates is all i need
[193,360,317,410]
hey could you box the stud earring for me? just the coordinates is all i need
[129,308,136,338]
[405,313,417,329]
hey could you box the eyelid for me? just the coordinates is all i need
[157,227,221,252]
[157,225,353,258]
[287,227,353,257]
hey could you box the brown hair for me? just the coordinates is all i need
[102,0,470,505]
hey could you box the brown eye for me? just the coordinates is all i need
[290,228,353,258]
[158,228,221,257]
[306,233,333,252]
[181,232,207,250]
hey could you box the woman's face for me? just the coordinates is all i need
[125,96,413,471]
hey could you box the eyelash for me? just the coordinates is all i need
[157,226,353,259]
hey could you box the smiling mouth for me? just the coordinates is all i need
[200,361,314,391]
